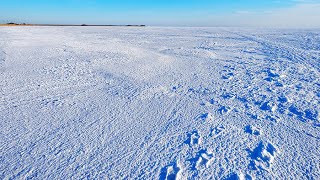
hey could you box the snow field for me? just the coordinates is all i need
[0,27,319,179]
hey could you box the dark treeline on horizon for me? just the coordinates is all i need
[1,22,146,27]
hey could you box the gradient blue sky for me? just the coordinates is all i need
[1,0,320,27]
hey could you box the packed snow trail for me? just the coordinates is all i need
[0,27,319,179]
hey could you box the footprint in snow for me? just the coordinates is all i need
[189,149,214,171]
[222,92,235,100]
[200,99,215,106]
[263,69,280,82]
[260,101,277,112]
[184,130,201,147]
[222,72,234,80]
[209,126,225,138]
[223,172,254,180]
[245,125,261,136]
[218,106,231,115]
[198,112,214,121]
[247,141,280,172]
[159,162,182,180]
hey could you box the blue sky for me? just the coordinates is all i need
[1,0,320,27]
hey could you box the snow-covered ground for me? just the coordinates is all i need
[0,27,319,179]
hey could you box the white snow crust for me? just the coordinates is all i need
[0,27,319,179]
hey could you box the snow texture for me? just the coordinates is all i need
[0,27,319,179]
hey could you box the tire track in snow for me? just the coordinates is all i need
[0,48,6,75]
[225,29,319,125]
[228,30,319,70]
[0,50,5,63]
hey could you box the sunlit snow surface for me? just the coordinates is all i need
[0,27,319,179]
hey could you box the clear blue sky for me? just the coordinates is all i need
[1,0,320,27]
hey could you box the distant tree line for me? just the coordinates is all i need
[6,22,27,25]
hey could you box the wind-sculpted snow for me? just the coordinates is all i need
[0,27,319,179]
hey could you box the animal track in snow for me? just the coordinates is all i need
[248,141,280,172]
[184,130,201,147]
[245,125,261,136]
[159,162,182,180]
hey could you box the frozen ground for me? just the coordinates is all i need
[0,27,319,179]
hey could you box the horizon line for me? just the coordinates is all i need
[0,23,146,27]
